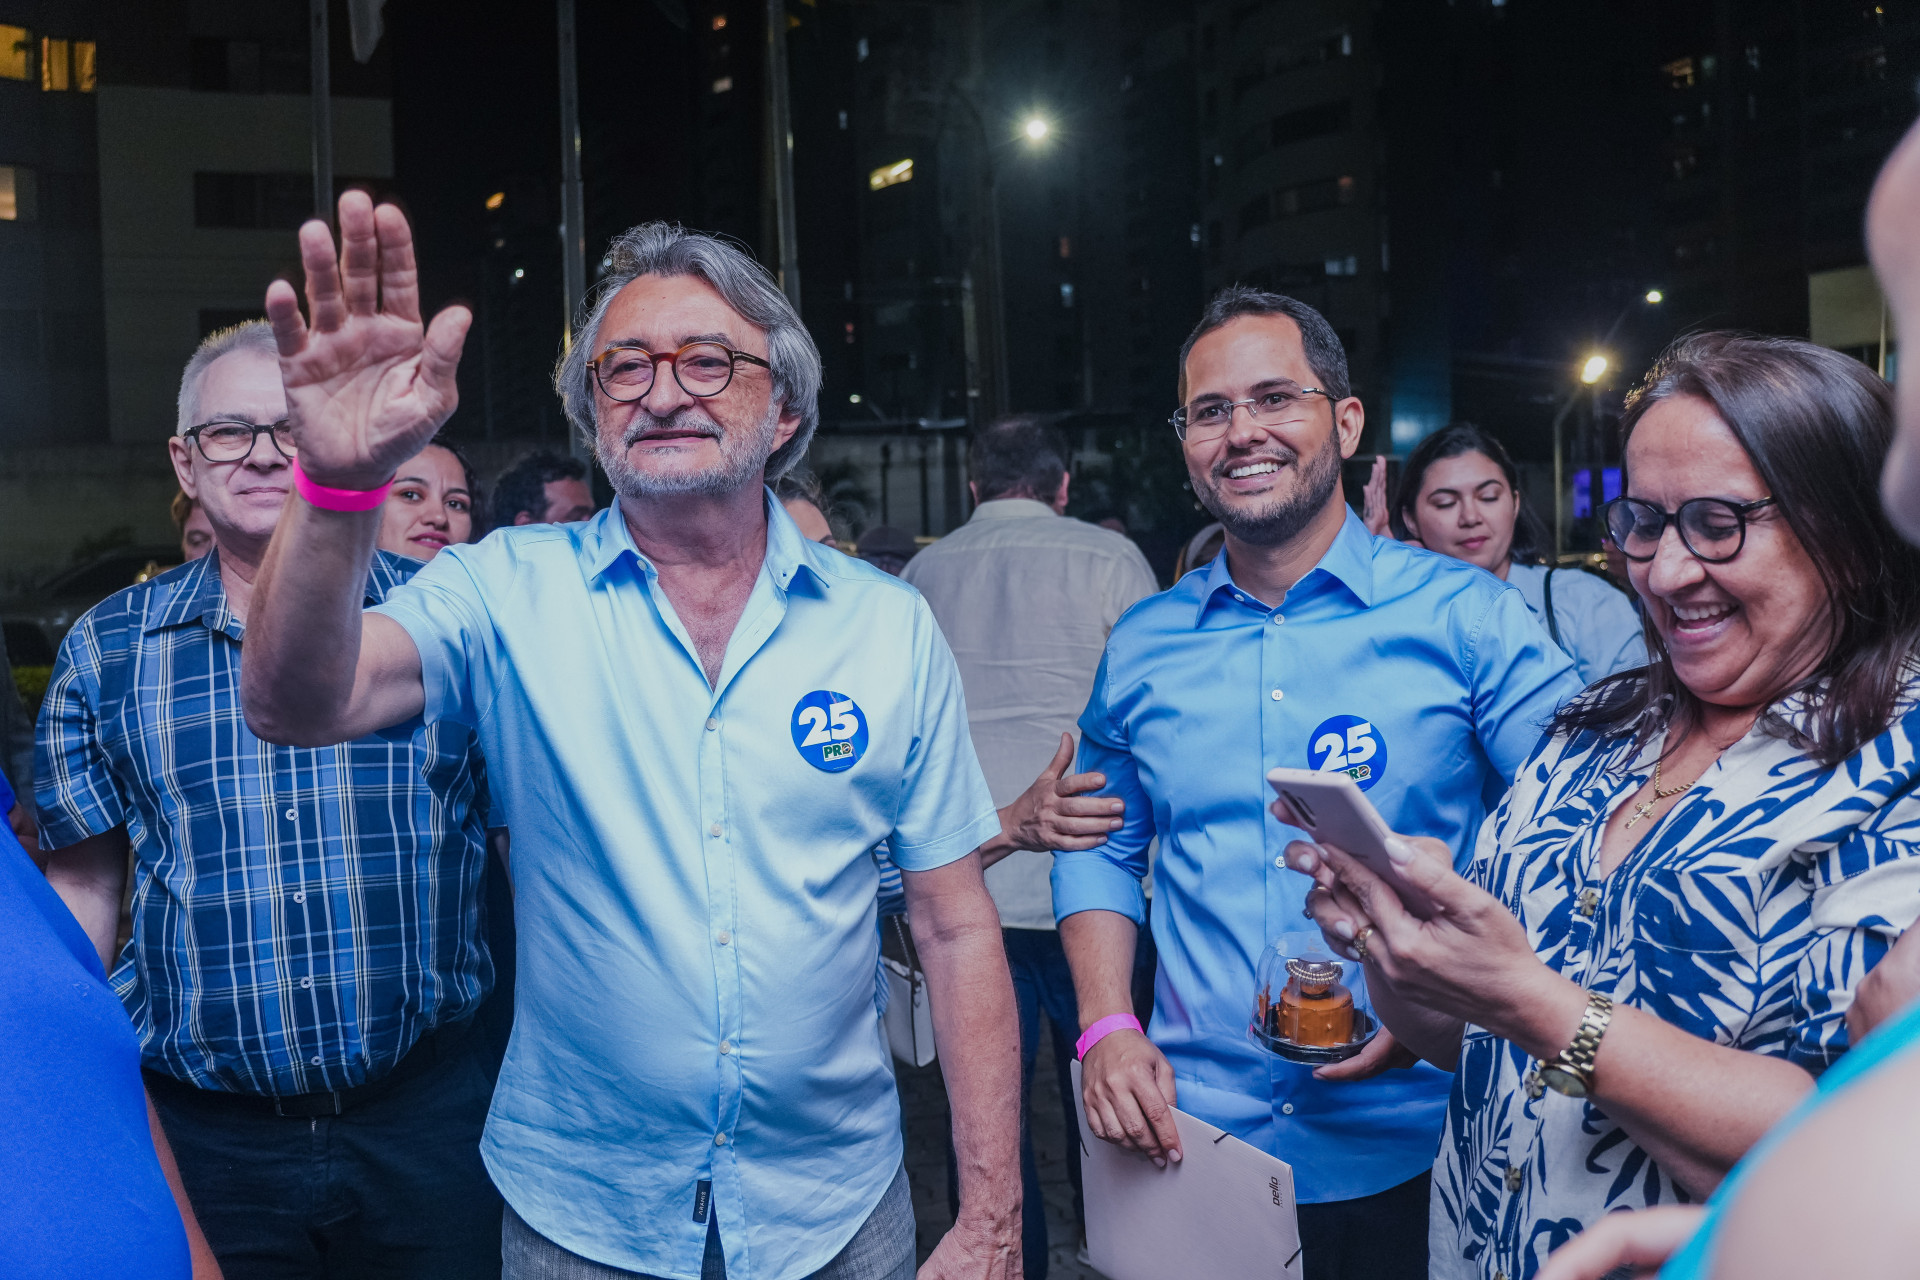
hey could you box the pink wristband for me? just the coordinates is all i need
[1076,1013,1143,1061]
[291,459,393,512]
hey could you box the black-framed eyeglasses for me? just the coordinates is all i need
[1170,384,1337,442]
[184,419,295,462]
[588,341,772,402]
[1602,495,1778,564]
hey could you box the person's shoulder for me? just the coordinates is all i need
[1548,563,1635,606]
[1370,537,1515,608]
[1107,570,1195,636]
[806,544,924,600]
[63,560,195,650]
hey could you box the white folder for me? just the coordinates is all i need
[1070,1059,1303,1280]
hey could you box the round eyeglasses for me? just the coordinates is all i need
[1170,385,1337,442]
[184,419,296,462]
[588,341,772,402]
[1602,495,1777,564]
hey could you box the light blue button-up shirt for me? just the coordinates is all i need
[1052,511,1582,1204]
[372,496,1000,1280]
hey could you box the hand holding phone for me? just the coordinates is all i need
[1266,768,1440,921]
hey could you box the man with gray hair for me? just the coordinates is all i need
[241,195,1028,1279]
[35,317,505,1277]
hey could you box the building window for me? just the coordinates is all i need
[869,158,913,190]
[1664,56,1696,89]
[37,37,95,91]
[0,24,29,80]
[712,75,733,93]
[0,165,37,221]
[1272,100,1351,149]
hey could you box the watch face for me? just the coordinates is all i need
[1538,1065,1589,1098]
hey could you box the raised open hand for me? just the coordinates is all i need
[264,190,471,490]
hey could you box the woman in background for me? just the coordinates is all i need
[376,432,479,561]
[1393,422,1644,685]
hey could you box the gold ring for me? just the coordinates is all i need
[1354,926,1375,963]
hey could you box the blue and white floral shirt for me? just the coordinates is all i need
[1432,689,1920,1280]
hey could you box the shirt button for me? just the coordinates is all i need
[709,822,724,838]
[719,1040,734,1055]
[293,891,306,903]
[1270,688,1284,700]
[1274,856,1286,869]
[284,808,296,821]
[716,930,732,945]
[1234,593,1246,603]
[705,717,719,731]
[311,1056,323,1066]
[1281,1102,1294,1115]
[299,976,313,989]
[1271,613,1285,625]
[714,1133,728,1146]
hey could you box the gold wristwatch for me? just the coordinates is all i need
[1537,990,1613,1098]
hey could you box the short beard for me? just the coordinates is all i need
[596,399,779,501]
[1193,428,1343,547]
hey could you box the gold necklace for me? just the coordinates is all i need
[1622,759,1698,831]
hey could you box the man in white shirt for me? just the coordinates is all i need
[903,415,1159,1276]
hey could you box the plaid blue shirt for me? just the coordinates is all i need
[34,550,492,1096]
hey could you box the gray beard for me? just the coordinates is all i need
[1194,428,1343,547]
[596,400,779,500]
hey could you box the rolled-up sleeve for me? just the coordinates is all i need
[890,597,1001,872]
[1791,789,1920,1068]
[1052,646,1152,924]
[368,545,504,729]
[34,620,124,850]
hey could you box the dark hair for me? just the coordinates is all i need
[489,449,585,529]
[969,414,1071,503]
[1552,332,1920,767]
[1177,284,1352,404]
[419,431,484,541]
[772,469,837,529]
[1390,422,1546,563]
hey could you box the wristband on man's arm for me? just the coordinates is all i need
[292,458,393,512]
[1076,1013,1143,1060]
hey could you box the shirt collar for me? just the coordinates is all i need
[585,490,834,594]
[1191,508,1377,627]
[968,497,1058,522]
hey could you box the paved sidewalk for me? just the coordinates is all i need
[897,1028,1103,1279]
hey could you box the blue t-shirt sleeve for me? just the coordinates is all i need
[1585,581,1650,678]
[889,597,1000,872]
[1467,587,1584,783]
[367,543,506,729]
[33,620,126,851]
[1052,644,1152,925]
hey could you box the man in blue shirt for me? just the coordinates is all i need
[1054,286,1582,1280]
[238,196,1024,1280]
[36,321,502,1278]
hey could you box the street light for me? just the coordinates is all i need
[1644,289,1664,305]
[1022,115,1050,143]
[1580,354,1609,385]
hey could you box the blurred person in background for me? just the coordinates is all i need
[1170,520,1223,578]
[1393,423,1644,686]
[377,432,479,561]
[1057,285,1581,1280]
[903,414,1159,1276]
[490,450,594,529]
[855,524,918,575]
[1289,333,1920,1280]
[774,470,840,547]
[171,491,214,561]
[35,321,503,1279]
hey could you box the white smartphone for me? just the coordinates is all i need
[1266,767,1439,921]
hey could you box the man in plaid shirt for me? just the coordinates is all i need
[35,321,504,1280]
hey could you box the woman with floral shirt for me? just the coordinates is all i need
[1280,332,1920,1280]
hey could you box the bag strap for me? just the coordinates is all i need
[889,913,924,976]
[1543,567,1563,647]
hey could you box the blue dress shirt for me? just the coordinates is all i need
[1052,511,1583,1203]
[372,496,1000,1280]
